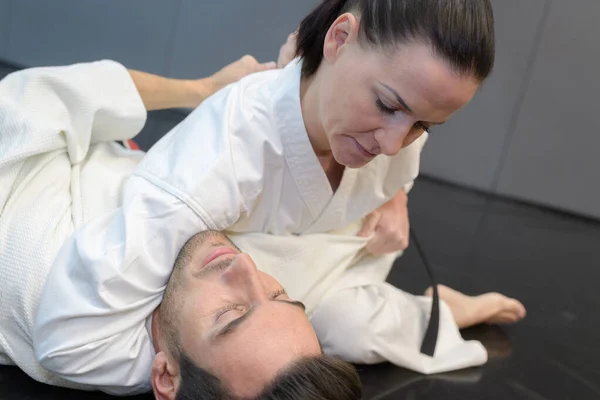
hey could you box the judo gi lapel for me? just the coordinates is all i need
[304,157,382,233]
[273,59,334,222]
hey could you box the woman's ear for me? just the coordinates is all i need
[323,12,359,62]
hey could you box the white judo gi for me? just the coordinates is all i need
[0,60,486,395]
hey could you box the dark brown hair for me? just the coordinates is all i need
[175,352,362,400]
[297,0,495,81]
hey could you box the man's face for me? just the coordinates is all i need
[156,231,321,397]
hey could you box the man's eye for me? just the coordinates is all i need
[216,304,240,320]
[271,288,287,299]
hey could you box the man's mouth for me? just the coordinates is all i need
[202,247,238,268]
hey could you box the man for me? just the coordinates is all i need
[151,229,361,399]
[0,56,360,399]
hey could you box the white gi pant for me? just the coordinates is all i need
[311,267,488,373]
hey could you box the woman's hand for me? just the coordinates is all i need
[357,190,410,256]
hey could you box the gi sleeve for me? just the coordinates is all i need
[32,76,252,395]
[0,60,146,168]
[34,178,204,395]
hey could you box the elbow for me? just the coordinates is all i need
[34,341,69,376]
[33,329,91,378]
[34,337,107,378]
[33,333,152,395]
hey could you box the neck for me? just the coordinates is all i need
[300,72,331,158]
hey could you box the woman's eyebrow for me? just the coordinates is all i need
[380,82,413,113]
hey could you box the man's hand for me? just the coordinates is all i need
[202,55,276,100]
[357,190,410,256]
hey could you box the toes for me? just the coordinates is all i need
[487,293,526,317]
[513,300,527,319]
[504,298,527,319]
[494,310,522,324]
[490,299,527,324]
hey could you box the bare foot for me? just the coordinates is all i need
[424,285,526,329]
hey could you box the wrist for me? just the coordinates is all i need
[394,189,408,204]
[182,77,213,108]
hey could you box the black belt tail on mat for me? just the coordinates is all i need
[410,228,440,357]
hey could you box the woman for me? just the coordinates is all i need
[241,0,527,370]
[34,0,526,396]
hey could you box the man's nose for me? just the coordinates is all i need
[221,253,267,299]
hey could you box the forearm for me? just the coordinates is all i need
[128,53,277,111]
[128,69,214,111]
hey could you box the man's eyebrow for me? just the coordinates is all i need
[275,299,306,311]
[215,299,306,339]
[381,83,413,113]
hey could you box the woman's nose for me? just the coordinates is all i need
[375,124,411,156]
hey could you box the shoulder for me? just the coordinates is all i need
[133,69,285,226]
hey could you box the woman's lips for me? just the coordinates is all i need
[354,139,377,158]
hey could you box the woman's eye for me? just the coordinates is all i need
[375,98,396,115]
[417,123,431,133]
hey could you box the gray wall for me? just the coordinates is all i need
[421,0,600,219]
[0,0,12,56]
[419,0,548,192]
[0,0,317,77]
[1,0,598,219]
[494,0,600,220]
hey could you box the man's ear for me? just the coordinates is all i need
[151,351,179,400]
[323,12,359,62]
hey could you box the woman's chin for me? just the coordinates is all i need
[333,152,371,169]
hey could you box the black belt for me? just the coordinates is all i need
[409,228,440,357]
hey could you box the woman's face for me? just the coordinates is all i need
[313,15,481,168]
